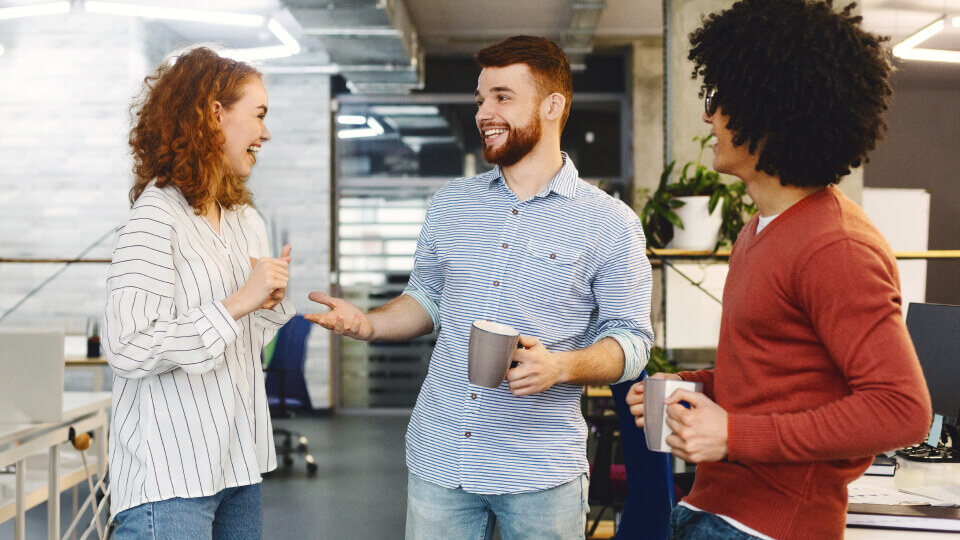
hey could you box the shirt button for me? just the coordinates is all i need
[501,243,508,249]
[512,209,519,215]
[470,393,477,400]
[493,280,499,287]
[549,253,557,259]
[465,432,472,438]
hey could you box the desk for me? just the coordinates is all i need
[64,357,108,392]
[585,385,612,398]
[0,392,110,540]
[845,459,960,538]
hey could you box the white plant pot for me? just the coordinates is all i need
[668,195,722,251]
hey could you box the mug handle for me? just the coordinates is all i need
[510,340,523,368]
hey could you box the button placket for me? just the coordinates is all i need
[489,204,522,319]
[483,203,521,319]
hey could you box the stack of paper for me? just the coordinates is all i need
[848,484,950,506]
[899,486,960,507]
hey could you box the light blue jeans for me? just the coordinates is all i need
[112,484,262,540]
[405,472,589,540]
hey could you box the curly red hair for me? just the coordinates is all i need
[129,46,261,212]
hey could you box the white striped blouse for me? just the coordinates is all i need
[103,184,294,517]
[403,154,654,494]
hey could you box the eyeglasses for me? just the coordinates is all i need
[704,88,719,116]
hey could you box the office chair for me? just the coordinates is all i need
[587,372,676,539]
[586,410,629,537]
[264,315,318,475]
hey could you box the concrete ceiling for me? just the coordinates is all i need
[862,0,960,41]
[1,0,957,91]
[404,0,661,55]
[1,0,957,50]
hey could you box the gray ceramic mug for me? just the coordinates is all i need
[643,378,704,453]
[468,320,520,388]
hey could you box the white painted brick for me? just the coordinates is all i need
[1,16,334,406]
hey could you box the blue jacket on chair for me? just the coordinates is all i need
[610,371,675,539]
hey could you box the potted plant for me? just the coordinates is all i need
[637,135,757,251]
[644,346,678,376]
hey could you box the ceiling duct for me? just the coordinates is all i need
[563,0,606,71]
[284,0,423,93]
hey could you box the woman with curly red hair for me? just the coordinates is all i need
[104,46,294,539]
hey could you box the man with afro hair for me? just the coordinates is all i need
[627,1,932,538]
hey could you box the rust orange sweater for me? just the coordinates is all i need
[678,186,932,539]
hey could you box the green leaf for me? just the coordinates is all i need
[649,200,684,229]
[680,162,694,183]
[708,190,722,213]
[658,161,676,191]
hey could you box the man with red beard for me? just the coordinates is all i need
[307,36,653,539]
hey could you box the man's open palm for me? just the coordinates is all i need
[305,291,375,341]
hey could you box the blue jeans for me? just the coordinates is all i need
[670,505,761,540]
[405,472,589,540]
[112,484,262,540]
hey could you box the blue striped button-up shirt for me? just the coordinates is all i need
[403,154,653,494]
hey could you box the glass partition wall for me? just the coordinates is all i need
[333,94,630,410]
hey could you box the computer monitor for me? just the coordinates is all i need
[0,329,64,423]
[905,303,960,424]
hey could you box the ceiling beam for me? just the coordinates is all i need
[563,0,607,70]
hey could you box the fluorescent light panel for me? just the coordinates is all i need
[83,2,264,26]
[892,16,960,64]
[338,117,385,139]
[267,18,300,54]
[337,115,368,125]
[303,27,400,37]
[223,19,301,61]
[370,106,439,116]
[895,48,960,63]
[220,45,293,62]
[0,1,70,20]
[261,64,341,74]
[892,18,945,56]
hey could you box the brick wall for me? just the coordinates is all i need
[0,13,333,407]
[248,74,332,408]
[0,12,150,333]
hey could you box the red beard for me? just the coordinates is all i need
[481,109,542,167]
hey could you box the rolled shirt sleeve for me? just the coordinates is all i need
[402,199,442,333]
[592,215,654,383]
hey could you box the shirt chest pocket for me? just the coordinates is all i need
[517,240,584,297]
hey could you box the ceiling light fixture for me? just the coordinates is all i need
[892,16,960,64]
[267,18,300,54]
[220,45,295,62]
[337,115,369,125]
[81,3,301,62]
[261,64,341,74]
[0,1,70,20]
[221,18,300,61]
[83,2,263,26]
[338,117,385,139]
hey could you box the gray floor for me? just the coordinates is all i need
[1,414,412,540]
[263,414,410,539]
